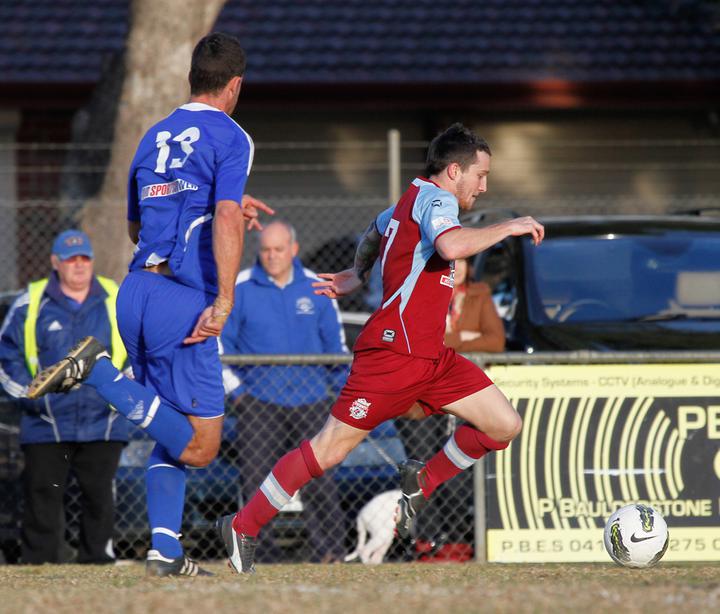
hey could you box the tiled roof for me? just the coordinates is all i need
[2,0,719,85]
[1,0,128,83]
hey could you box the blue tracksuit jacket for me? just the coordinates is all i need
[221,258,349,407]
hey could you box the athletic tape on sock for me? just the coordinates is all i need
[147,463,183,471]
[260,472,292,510]
[152,527,180,539]
[443,433,477,470]
[139,396,161,429]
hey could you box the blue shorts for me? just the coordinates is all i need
[116,270,225,419]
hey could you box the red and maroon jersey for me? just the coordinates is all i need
[354,177,461,359]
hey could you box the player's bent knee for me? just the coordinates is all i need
[182,415,223,467]
[181,449,216,468]
[496,412,523,442]
[483,411,522,444]
[179,436,221,467]
[188,450,217,468]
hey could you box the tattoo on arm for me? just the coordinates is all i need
[354,221,382,283]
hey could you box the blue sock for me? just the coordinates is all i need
[85,357,193,459]
[146,444,186,559]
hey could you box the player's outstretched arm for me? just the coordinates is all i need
[312,220,382,299]
[435,216,544,261]
[312,269,363,299]
[353,220,383,284]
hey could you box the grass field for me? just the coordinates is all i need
[1,561,719,613]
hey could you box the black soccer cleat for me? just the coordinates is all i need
[395,459,429,539]
[216,514,257,574]
[145,549,213,577]
[27,336,109,399]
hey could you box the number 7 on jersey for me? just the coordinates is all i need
[380,218,400,276]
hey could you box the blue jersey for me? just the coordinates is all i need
[127,102,254,294]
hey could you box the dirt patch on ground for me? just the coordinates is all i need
[1,561,719,613]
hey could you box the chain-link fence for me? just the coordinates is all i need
[0,197,389,313]
[0,400,22,565]
[1,132,720,564]
[0,356,479,564]
[4,351,720,564]
[2,134,720,296]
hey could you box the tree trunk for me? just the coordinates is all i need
[82,0,227,281]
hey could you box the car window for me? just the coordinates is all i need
[525,232,720,323]
[473,241,518,321]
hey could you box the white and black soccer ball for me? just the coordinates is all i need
[603,504,669,568]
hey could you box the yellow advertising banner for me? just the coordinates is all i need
[484,363,720,562]
[488,527,720,563]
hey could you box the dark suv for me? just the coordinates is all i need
[469,214,720,352]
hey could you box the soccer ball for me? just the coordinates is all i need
[603,504,669,568]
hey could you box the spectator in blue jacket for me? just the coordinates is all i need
[221,220,348,563]
[0,230,128,564]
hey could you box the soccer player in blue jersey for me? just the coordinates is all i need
[27,32,273,576]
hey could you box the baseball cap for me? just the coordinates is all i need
[51,229,94,261]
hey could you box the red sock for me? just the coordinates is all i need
[233,440,323,536]
[419,425,508,498]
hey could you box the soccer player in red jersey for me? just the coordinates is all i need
[217,123,545,572]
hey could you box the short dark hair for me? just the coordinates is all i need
[189,32,246,95]
[424,123,491,176]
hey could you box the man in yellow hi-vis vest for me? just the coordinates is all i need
[0,230,128,564]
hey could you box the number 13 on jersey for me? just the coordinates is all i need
[155,127,200,173]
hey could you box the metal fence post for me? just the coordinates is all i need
[473,456,487,562]
[387,129,401,205]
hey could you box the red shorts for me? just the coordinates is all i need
[331,347,494,431]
